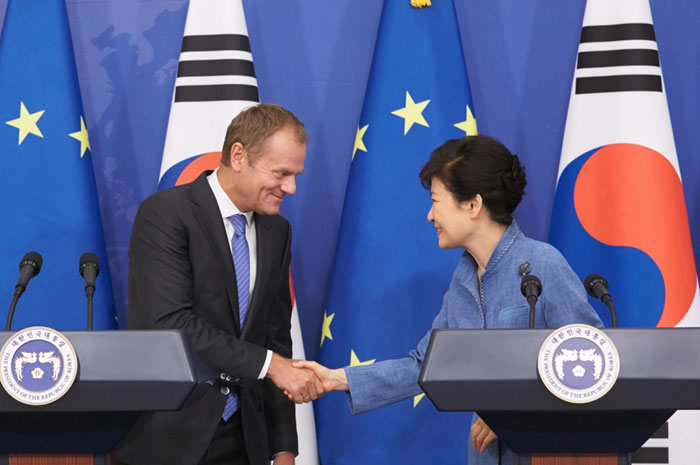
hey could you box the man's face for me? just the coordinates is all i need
[234,125,306,215]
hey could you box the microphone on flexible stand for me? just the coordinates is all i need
[79,252,100,331]
[521,274,542,329]
[584,273,617,328]
[6,251,43,330]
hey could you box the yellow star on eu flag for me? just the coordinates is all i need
[320,311,335,347]
[6,102,44,145]
[392,91,430,135]
[352,124,369,159]
[454,105,478,136]
[349,349,375,366]
[413,393,425,407]
[69,116,91,157]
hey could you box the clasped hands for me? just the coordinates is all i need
[266,354,346,404]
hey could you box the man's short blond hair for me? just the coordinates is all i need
[221,103,307,165]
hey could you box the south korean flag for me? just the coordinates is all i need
[549,1,700,464]
[158,0,259,189]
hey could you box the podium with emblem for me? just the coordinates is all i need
[419,325,700,465]
[0,328,211,465]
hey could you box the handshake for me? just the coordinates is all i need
[266,353,348,404]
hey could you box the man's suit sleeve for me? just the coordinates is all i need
[128,193,267,379]
[263,220,298,457]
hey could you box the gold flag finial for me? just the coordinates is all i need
[410,0,431,8]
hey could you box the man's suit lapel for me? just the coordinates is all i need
[243,213,271,338]
[189,171,242,333]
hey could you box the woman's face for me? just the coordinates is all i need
[426,177,474,249]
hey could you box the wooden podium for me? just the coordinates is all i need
[0,330,212,465]
[418,328,700,465]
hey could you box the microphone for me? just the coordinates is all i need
[6,251,43,330]
[16,251,43,296]
[584,273,617,328]
[79,252,100,294]
[521,274,542,329]
[79,252,100,330]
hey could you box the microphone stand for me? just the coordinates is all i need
[86,286,94,331]
[80,253,99,331]
[5,293,20,331]
[602,295,618,328]
[527,295,537,329]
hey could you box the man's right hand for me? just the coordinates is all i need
[266,353,324,404]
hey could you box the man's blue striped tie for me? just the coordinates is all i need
[222,213,249,421]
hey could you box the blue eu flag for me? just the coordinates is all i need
[316,0,476,463]
[0,1,116,329]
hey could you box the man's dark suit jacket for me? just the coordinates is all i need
[116,171,297,465]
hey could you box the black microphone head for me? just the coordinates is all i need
[521,274,542,297]
[79,252,100,277]
[19,251,43,277]
[584,273,608,298]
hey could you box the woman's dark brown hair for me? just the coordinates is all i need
[419,135,527,225]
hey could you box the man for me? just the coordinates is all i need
[116,104,321,465]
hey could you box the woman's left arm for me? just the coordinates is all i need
[541,250,603,328]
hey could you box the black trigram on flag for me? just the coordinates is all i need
[575,23,662,94]
[632,423,668,465]
[174,33,259,103]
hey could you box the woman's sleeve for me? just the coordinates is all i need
[541,248,603,329]
[344,290,451,414]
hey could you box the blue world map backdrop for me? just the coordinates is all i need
[0,0,699,360]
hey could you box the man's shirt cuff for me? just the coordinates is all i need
[258,349,272,378]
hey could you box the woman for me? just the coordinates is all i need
[295,135,603,464]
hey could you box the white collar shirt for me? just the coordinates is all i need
[207,168,257,295]
[207,169,271,378]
